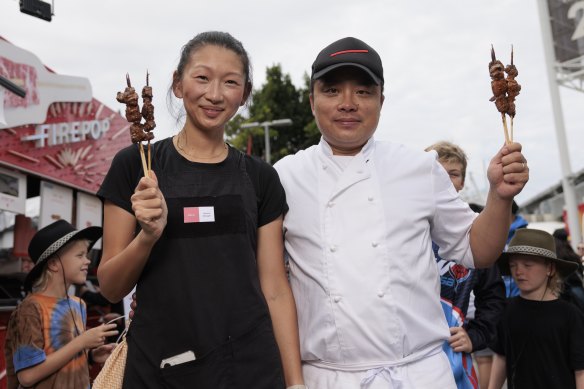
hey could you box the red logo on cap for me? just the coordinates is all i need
[330,49,369,57]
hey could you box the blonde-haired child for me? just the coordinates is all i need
[488,228,584,389]
[4,220,118,389]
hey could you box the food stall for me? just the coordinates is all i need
[0,36,131,387]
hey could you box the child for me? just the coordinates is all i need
[426,141,506,389]
[4,220,118,389]
[489,228,584,389]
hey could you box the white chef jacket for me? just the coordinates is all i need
[274,137,477,371]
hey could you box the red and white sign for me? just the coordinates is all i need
[0,36,132,194]
[0,38,91,129]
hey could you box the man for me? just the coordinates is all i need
[274,37,529,388]
[426,141,506,389]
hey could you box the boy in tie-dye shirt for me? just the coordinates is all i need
[4,220,117,389]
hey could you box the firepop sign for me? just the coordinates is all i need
[0,37,131,193]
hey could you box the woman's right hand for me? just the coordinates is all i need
[79,323,119,349]
[131,170,168,241]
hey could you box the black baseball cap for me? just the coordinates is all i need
[311,37,384,86]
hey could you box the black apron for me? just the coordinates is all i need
[122,147,285,389]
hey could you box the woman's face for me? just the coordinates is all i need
[174,45,248,133]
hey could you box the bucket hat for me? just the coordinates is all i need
[24,220,102,292]
[498,228,578,277]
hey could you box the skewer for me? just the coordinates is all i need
[509,46,515,143]
[501,113,510,145]
[489,45,518,145]
[128,74,149,177]
[138,143,149,178]
[146,71,152,174]
[148,142,152,172]
[117,72,155,178]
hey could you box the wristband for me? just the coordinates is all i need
[87,349,94,365]
[286,386,307,389]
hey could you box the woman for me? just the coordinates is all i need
[97,31,304,388]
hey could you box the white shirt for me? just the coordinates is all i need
[274,137,476,370]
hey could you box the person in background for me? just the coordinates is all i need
[97,31,304,388]
[488,229,584,389]
[577,241,584,263]
[426,141,506,389]
[20,257,34,274]
[553,228,584,313]
[503,201,528,298]
[274,36,529,388]
[4,220,118,389]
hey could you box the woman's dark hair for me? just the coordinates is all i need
[167,31,253,124]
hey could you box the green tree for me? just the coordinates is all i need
[226,65,319,164]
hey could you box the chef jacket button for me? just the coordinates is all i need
[328,201,335,208]
[372,242,379,247]
[368,196,374,202]
[330,246,337,252]
[322,165,328,170]
[334,296,341,303]
[377,291,385,298]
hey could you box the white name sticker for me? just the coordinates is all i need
[183,206,215,223]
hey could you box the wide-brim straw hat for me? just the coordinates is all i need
[24,219,102,292]
[498,228,578,277]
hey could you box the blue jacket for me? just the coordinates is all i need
[434,243,506,389]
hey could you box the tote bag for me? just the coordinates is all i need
[92,320,130,389]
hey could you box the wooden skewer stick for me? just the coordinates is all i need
[501,113,510,145]
[509,46,515,143]
[148,142,152,172]
[146,71,152,175]
[138,142,149,178]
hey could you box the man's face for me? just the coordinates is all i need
[310,67,384,156]
[439,160,465,192]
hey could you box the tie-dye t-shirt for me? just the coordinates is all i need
[4,294,90,389]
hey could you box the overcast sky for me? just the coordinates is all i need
[2,0,584,205]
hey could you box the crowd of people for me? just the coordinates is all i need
[4,31,584,389]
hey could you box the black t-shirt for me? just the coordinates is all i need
[491,296,584,389]
[98,137,287,226]
[97,138,289,363]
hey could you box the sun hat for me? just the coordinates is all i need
[311,37,384,86]
[24,219,102,292]
[497,228,578,277]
